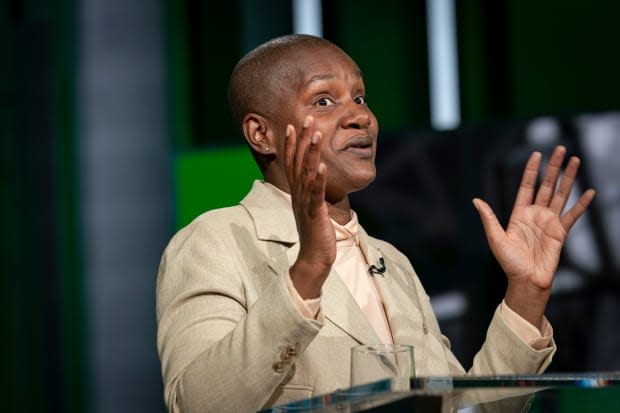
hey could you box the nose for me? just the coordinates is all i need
[342,103,372,129]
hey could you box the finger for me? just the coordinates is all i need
[549,156,580,214]
[302,131,322,180]
[308,162,328,216]
[473,198,505,249]
[513,151,542,208]
[284,124,297,184]
[560,188,596,231]
[534,145,566,206]
[293,116,314,179]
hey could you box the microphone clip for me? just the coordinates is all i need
[368,257,386,276]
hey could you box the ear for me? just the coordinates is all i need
[242,113,275,155]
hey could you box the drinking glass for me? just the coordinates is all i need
[350,344,414,392]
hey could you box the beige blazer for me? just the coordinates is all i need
[156,181,554,413]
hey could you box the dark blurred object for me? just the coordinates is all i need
[351,112,620,371]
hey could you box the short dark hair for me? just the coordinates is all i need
[227,34,338,128]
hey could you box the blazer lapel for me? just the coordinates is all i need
[322,270,381,345]
[264,245,380,345]
[240,180,298,245]
[241,181,382,345]
[359,229,427,348]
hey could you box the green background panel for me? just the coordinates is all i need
[508,1,620,117]
[174,146,261,229]
[558,387,620,412]
[331,0,430,132]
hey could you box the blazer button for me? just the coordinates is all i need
[281,344,298,359]
[288,342,300,355]
[272,361,286,373]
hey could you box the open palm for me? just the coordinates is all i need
[491,204,569,290]
[473,146,595,326]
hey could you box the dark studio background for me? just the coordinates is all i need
[1,1,619,412]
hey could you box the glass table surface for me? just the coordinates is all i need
[260,373,620,412]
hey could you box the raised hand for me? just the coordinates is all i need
[472,145,596,328]
[285,116,336,299]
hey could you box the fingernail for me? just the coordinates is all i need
[303,116,312,128]
[285,125,291,137]
[312,131,320,144]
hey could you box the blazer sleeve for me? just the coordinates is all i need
[416,276,556,376]
[156,218,322,413]
[467,306,556,375]
[382,240,555,377]
[418,281,556,376]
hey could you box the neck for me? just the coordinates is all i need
[263,168,288,193]
[327,197,352,225]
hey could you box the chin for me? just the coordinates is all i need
[325,174,375,203]
[348,169,376,194]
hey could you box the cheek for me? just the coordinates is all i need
[318,146,345,173]
[319,144,336,163]
[370,113,380,135]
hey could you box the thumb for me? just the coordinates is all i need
[472,198,505,246]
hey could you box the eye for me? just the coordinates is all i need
[354,95,367,105]
[315,97,335,107]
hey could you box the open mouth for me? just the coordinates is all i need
[342,136,374,158]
